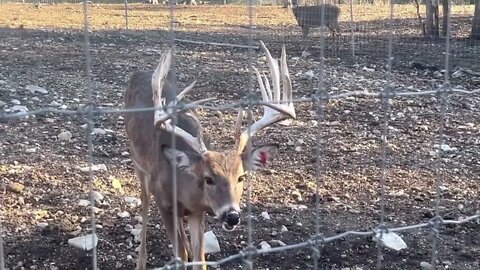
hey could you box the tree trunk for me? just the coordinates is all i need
[442,0,449,37]
[433,0,440,37]
[426,0,435,36]
[473,0,480,39]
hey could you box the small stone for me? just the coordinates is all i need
[79,164,108,172]
[121,151,129,157]
[260,211,270,220]
[126,255,133,261]
[8,182,25,193]
[291,190,302,201]
[49,101,61,107]
[95,224,103,230]
[298,205,308,210]
[26,85,48,94]
[11,99,21,105]
[280,225,288,233]
[362,66,375,72]
[124,197,141,206]
[259,241,271,251]
[294,146,302,152]
[57,131,72,141]
[25,148,36,153]
[92,191,104,203]
[134,215,143,224]
[269,240,287,247]
[68,234,98,251]
[420,261,433,270]
[117,211,130,218]
[37,222,49,229]
[296,222,303,227]
[78,199,90,207]
[130,228,141,236]
[204,230,221,254]
[18,197,25,205]
[125,224,133,232]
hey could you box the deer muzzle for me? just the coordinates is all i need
[221,209,240,231]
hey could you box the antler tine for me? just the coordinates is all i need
[151,49,208,156]
[233,107,243,149]
[259,41,280,102]
[152,49,172,110]
[281,45,294,115]
[235,42,296,154]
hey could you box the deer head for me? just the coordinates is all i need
[152,42,295,231]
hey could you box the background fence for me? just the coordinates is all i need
[0,0,479,269]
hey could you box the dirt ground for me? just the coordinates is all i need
[1,3,479,270]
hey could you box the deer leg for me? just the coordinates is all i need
[188,213,206,270]
[134,164,150,270]
[301,26,310,51]
[156,201,188,264]
[178,217,193,261]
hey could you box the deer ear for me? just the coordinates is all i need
[242,144,279,171]
[162,145,192,170]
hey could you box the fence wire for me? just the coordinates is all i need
[0,0,479,269]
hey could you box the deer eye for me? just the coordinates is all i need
[238,175,246,183]
[204,177,215,185]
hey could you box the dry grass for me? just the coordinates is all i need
[0,3,475,31]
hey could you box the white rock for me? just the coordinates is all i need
[37,222,49,229]
[280,225,288,233]
[92,128,107,135]
[373,231,407,251]
[125,224,133,232]
[78,199,90,207]
[130,228,141,236]
[11,105,28,113]
[260,211,270,220]
[440,144,455,152]
[57,131,72,141]
[68,234,98,251]
[295,146,302,152]
[204,230,221,254]
[0,80,6,85]
[269,240,287,247]
[59,105,68,110]
[124,197,141,206]
[26,85,48,94]
[134,215,143,224]
[117,211,130,218]
[0,100,6,106]
[301,51,312,57]
[259,241,271,251]
[25,148,36,153]
[305,70,315,78]
[420,261,433,270]
[49,101,61,107]
[79,164,108,172]
[95,224,103,230]
[92,191,104,202]
[121,151,129,157]
[362,67,375,72]
[452,70,463,78]
[11,99,21,105]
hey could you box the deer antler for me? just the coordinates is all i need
[152,49,208,156]
[234,41,296,154]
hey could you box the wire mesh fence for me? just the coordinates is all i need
[0,0,479,269]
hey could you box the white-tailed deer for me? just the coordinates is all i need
[291,4,341,50]
[124,41,295,270]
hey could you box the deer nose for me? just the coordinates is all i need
[224,210,240,227]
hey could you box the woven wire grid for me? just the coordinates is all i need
[0,0,480,270]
